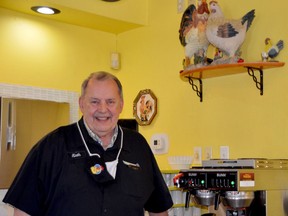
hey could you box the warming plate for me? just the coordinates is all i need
[201,159,288,169]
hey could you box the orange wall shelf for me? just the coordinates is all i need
[180,62,285,102]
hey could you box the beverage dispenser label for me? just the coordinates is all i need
[240,173,255,187]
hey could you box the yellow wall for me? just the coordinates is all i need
[52,0,148,25]
[0,0,288,170]
[118,0,288,169]
[0,8,116,90]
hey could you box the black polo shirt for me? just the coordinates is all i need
[3,118,173,216]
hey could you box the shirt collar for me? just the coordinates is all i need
[83,119,118,149]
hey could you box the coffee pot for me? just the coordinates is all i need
[186,189,256,216]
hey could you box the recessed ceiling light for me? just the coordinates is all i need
[102,0,120,2]
[31,6,61,15]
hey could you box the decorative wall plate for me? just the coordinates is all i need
[133,89,157,126]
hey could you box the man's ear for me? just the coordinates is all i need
[79,97,84,111]
[120,100,124,112]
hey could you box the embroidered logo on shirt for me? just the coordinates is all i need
[72,152,82,158]
[122,160,141,170]
[90,164,104,175]
[68,151,86,159]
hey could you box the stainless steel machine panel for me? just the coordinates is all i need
[176,168,288,191]
[174,161,288,216]
[202,159,288,169]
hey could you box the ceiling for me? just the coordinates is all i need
[0,0,148,34]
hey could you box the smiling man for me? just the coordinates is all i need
[79,72,124,149]
[3,71,173,216]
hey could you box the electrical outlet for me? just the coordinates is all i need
[220,146,229,159]
[193,147,202,164]
[205,147,212,160]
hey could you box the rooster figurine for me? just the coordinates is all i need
[179,0,210,69]
[206,1,255,64]
[261,38,284,62]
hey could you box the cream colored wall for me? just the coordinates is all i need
[15,99,70,176]
[0,0,288,170]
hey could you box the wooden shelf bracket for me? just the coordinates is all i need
[246,66,263,95]
[181,62,284,102]
[187,76,203,102]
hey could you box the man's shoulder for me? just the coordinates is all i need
[35,123,78,150]
[121,127,146,142]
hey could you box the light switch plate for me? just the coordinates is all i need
[220,146,229,159]
[193,147,202,164]
[205,147,212,160]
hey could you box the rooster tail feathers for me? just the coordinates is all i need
[241,9,255,32]
[276,40,284,51]
[179,4,197,46]
[179,29,187,46]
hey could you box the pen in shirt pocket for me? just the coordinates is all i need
[122,160,141,170]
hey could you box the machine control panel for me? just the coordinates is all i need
[174,170,238,190]
[206,171,237,190]
[177,171,207,189]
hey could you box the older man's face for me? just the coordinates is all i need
[79,78,123,138]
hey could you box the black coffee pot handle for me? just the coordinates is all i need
[214,191,220,210]
[185,191,191,208]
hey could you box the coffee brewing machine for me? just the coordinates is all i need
[174,159,288,216]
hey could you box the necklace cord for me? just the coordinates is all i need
[76,122,123,160]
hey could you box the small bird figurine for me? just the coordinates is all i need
[179,0,210,68]
[206,1,255,64]
[261,38,284,61]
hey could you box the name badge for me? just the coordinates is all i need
[68,151,86,159]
